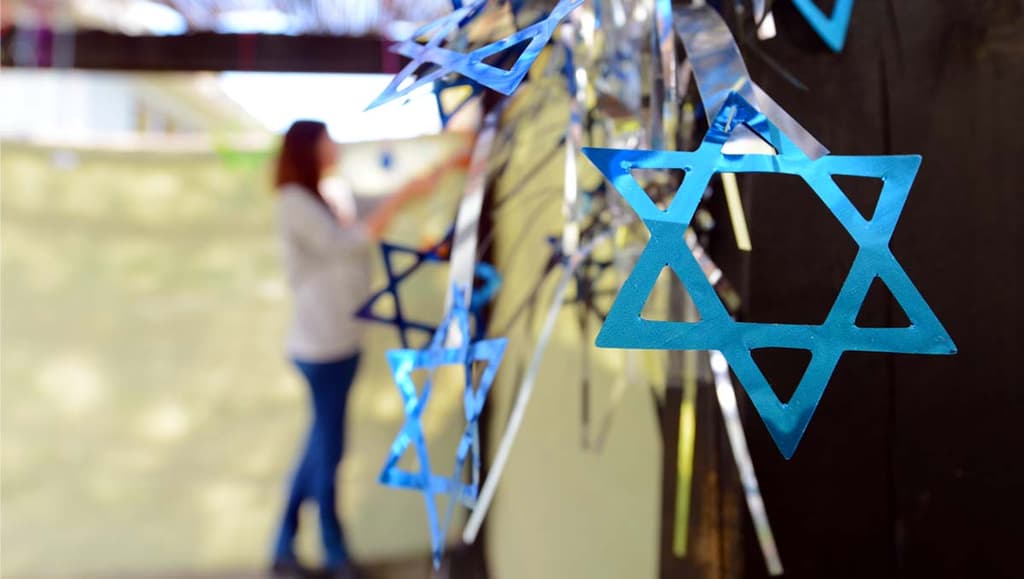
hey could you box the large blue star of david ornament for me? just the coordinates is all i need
[355,230,502,348]
[582,91,956,459]
[792,0,854,52]
[379,287,508,568]
[365,0,583,111]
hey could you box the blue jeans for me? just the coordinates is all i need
[273,353,360,568]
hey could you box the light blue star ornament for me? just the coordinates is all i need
[792,0,854,52]
[583,91,956,459]
[379,287,508,567]
[366,0,583,110]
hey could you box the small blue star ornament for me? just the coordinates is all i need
[791,0,854,52]
[379,287,508,568]
[354,231,501,348]
[366,0,583,110]
[583,91,956,459]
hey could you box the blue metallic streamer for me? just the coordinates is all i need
[584,91,956,458]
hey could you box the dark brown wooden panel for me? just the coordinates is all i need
[718,1,1024,578]
[1,28,395,73]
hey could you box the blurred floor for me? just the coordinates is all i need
[15,556,437,579]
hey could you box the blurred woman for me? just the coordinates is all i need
[271,120,427,579]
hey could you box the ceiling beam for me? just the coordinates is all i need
[1,28,403,73]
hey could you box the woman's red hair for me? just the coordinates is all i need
[275,120,328,199]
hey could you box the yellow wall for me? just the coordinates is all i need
[0,136,471,576]
[1,115,663,578]
[483,85,662,579]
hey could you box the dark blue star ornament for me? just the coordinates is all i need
[379,287,508,568]
[583,91,956,459]
[355,230,501,348]
[365,0,583,111]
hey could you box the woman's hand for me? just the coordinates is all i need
[365,142,475,238]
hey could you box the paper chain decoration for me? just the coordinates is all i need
[366,0,583,111]
[379,287,508,568]
[355,232,501,349]
[584,91,956,458]
[792,0,854,52]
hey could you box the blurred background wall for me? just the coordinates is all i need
[1,65,662,579]
[0,69,485,576]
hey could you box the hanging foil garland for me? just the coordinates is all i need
[379,94,512,568]
[364,0,942,571]
[443,104,502,321]
[464,6,774,564]
[463,225,624,544]
[366,0,584,111]
[585,90,957,458]
[673,4,828,159]
[710,350,783,575]
[378,287,508,568]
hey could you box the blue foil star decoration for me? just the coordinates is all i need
[792,0,854,52]
[365,0,583,110]
[434,75,484,127]
[582,91,956,459]
[379,287,508,568]
[354,229,502,348]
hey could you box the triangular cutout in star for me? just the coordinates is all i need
[436,78,481,127]
[629,167,687,211]
[641,265,703,322]
[855,276,912,328]
[481,38,533,71]
[388,247,421,275]
[721,124,779,155]
[832,173,882,221]
[727,345,842,459]
[750,348,813,404]
[368,292,398,320]
[467,358,490,398]
[410,367,432,399]
[394,429,425,474]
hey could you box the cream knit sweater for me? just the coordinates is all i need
[276,182,372,362]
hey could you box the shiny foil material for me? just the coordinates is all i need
[673,4,828,160]
[559,26,587,256]
[445,107,500,323]
[463,225,622,543]
[584,91,956,458]
[710,351,783,575]
[379,288,508,568]
[792,0,854,52]
[366,0,584,111]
